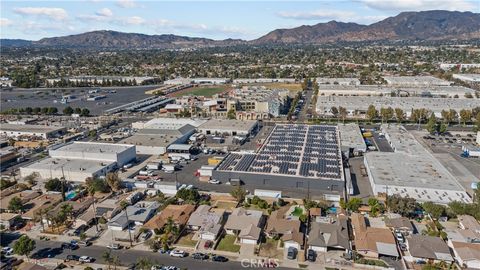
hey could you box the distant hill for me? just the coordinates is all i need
[254,10,480,44]
[1,10,479,49]
[253,21,367,44]
[1,39,33,47]
[31,30,244,49]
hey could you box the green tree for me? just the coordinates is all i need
[230,186,247,203]
[81,108,90,116]
[105,172,122,192]
[346,197,362,212]
[366,105,377,121]
[426,113,438,134]
[8,197,24,212]
[394,108,405,123]
[103,250,113,270]
[422,202,446,220]
[387,195,417,217]
[459,109,472,126]
[339,106,348,123]
[227,109,236,119]
[13,235,36,257]
[368,197,384,217]
[44,178,66,192]
[63,106,74,115]
[331,106,339,117]
[0,179,16,190]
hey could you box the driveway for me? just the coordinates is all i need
[239,243,256,258]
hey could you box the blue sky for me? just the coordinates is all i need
[1,0,479,40]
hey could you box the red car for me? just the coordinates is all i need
[204,241,212,249]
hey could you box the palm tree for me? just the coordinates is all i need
[112,255,121,270]
[88,185,99,232]
[102,250,113,270]
[120,200,133,247]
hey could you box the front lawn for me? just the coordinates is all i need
[259,238,282,259]
[176,232,197,247]
[216,235,240,253]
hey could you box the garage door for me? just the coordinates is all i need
[283,242,299,250]
[241,238,257,244]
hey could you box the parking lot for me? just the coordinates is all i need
[1,85,159,115]
[411,130,480,196]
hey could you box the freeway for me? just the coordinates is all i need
[3,236,292,270]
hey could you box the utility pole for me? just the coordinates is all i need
[61,166,66,201]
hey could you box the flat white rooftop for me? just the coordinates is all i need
[0,124,65,133]
[22,157,115,174]
[365,125,471,204]
[338,123,366,152]
[383,76,451,86]
[51,141,134,154]
[316,96,480,113]
[199,119,257,132]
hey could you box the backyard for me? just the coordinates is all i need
[216,234,240,253]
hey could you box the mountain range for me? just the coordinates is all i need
[2,10,479,49]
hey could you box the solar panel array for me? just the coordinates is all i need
[216,124,343,180]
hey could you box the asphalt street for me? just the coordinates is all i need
[2,235,293,270]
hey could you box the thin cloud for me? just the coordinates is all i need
[0,18,13,27]
[277,10,357,21]
[95,8,113,17]
[361,0,477,12]
[116,0,138,8]
[13,7,68,21]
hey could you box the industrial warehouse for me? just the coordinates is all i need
[364,125,471,204]
[316,96,479,118]
[20,142,136,182]
[212,124,345,201]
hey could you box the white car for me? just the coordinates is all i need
[2,247,13,255]
[106,243,120,250]
[208,179,221,185]
[169,250,187,258]
[79,256,94,263]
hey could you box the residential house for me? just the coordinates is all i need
[108,201,159,231]
[385,217,415,235]
[224,208,264,244]
[0,190,41,212]
[308,215,350,252]
[449,241,480,269]
[143,204,195,231]
[22,193,63,220]
[187,205,225,240]
[95,199,121,220]
[0,213,20,229]
[406,235,453,263]
[459,215,480,234]
[350,213,399,259]
[266,206,304,250]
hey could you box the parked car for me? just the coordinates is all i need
[140,231,152,241]
[1,247,13,256]
[208,179,221,185]
[203,241,212,249]
[65,255,80,262]
[169,250,187,258]
[211,255,228,262]
[307,249,316,262]
[74,225,88,236]
[192,253,209,260]
[400,243,407,251]
[61,242,78,250]
[395,232,404,243]
[78,241,91,247]
[106,243,121,250]
[287,247,297,260]
[79,256,94,263]
[151,265,162,270]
